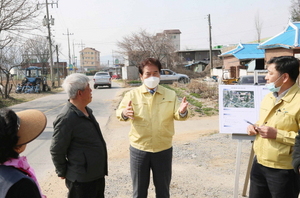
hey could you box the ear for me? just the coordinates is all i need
[139,74,143,81]
[14,144,27,154]
[283,73,289,83]
[77,90,82,96]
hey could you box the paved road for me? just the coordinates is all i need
[10,79,124,181]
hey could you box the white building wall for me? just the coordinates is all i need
[168,33,180,51]
[122,66,139,80]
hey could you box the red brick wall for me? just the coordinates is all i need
[223,56,240,70]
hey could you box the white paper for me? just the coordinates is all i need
[219,85,269,134]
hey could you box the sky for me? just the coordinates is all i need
[42,0,292,66]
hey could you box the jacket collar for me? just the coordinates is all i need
[67,100,92,117]
[271,83,300,103]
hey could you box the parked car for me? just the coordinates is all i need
[160,69,190,84]
[112,74,121,79]
[93,72,112,89]
[236,75,266,85]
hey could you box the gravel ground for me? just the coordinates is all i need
[39,85,253,197]
[40,112,253,198]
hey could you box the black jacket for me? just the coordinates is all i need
[50,101,108,182]
[293,130,300,173]
[0,165,41,198]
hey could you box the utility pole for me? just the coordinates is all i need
[72,40,76,71]
[75,41,85,73]
[40,0,58,87]
[45,0,57,87]
[63,29,74,74]
[208,14,213,76]
[56,45,60,86]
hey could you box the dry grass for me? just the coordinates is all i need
[163,80,219,117]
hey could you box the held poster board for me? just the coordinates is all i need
[219,85,270,134]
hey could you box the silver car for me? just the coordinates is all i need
[93,72,112,89]
[160,69,190,84]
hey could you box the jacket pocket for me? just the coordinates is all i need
[132,102,148,119]
[159,100,174,120]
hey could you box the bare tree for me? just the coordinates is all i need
[255,11,263,43]
[117,30,180,69]
[0,0,40,49]
[0,0,40,98]
[290,0,300,22]
[23,36,51,75]
[0,39,25,98]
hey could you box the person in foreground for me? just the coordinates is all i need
[116,58,189,198]
[0,108,47,198]
[247,56,300,198]
[50,73,108,198]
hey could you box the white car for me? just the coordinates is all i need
[93,72,112,89]
[160,69,190,84]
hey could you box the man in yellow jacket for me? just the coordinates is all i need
[247,56,300,198]
[116,58,189,198]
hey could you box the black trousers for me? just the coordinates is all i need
[130,146,172,198]
[249,158,299,198]
[66,177,105,198]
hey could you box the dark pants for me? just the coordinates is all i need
[130,146,172,198]
[66,177,105,198]
[249,158,299,198]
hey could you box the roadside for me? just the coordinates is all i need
[2,81,253,197]
[38,84,252,198]
[0,87,63,108]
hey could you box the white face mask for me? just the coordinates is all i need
[143,77,160,89]
[265,75,283,92]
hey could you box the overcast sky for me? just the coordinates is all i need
[46,0,291,65]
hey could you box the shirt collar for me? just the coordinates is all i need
[140,84,162,95]
[147,87,157,93]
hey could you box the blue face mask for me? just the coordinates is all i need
[265,75,283,92]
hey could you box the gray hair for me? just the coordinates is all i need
[62,73,90,99]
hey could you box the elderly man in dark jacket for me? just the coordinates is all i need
[293,130,300,173]
[50,73,107,198]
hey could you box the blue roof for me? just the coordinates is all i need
[258,21,300,49]
[219,43,265,59]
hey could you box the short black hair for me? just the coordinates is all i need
[138,58,162,75]
[0,108,19,163]
[267,56,300,82]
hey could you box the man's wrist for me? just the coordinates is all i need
[121,112,128,120]
[179,110,188,117]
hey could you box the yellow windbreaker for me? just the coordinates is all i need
[116,85,189,153]
[254,83,300,169]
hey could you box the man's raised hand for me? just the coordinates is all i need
[123,100,134,120]
[179,97,188,114]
